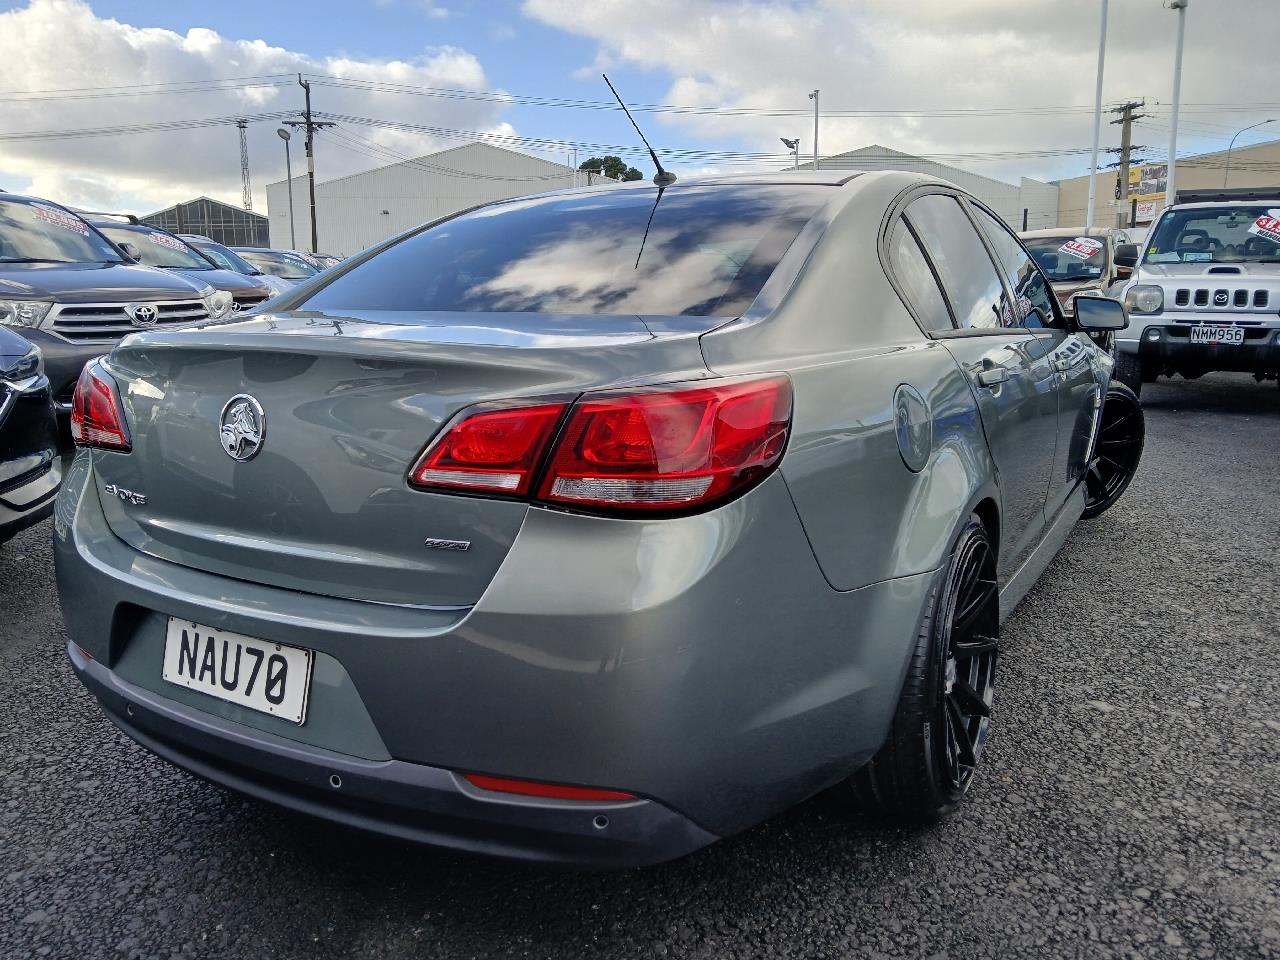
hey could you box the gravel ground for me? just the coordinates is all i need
[2,372,1278,960]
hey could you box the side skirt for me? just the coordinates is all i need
[997,482,1085,623]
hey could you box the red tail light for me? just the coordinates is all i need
[70,362,130,451]
[409,402,567,495]
[539,375,792,511]
[409,375,792,514]
[462,773,635,802]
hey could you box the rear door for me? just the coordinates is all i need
[902,193,1058,578]
[969,205,1100,522]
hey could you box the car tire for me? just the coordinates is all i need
[1113,351,1144,396]
[846,514,998,821]
[1082,382,1145,519]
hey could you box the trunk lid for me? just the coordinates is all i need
[95,310,715,607]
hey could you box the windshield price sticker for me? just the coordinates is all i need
[30,202,89,236]
[1248,212,1280,246]
[1060,237,1103,260]
[148,232,189,251]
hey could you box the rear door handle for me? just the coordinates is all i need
[978,365,1011,387]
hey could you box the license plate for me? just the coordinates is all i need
[162,618,314,724]
[1189,325,1244,345]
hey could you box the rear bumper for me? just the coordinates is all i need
[71,643,715,868]
[1116,315,1280,375]
[54,452,936,864]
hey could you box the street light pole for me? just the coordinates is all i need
[276,128,296,250]
[1086,0,1109,229]
[809,90,820,170]
[1224,119,1276,186]
[1164,0,1189,209]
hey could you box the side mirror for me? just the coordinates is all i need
[1113,243,1139,269]
[1073,294,1128,332]
[117,241,141,263]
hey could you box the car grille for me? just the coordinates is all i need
[48,300,210,341]
[231,293,269,312]
[1171,287,1271,311]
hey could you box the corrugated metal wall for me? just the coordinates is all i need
[265,143,595,256]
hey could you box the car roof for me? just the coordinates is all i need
[1019,226,1121,239]
[1165,200,1278,211]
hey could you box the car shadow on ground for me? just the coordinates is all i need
[1139,372,1280,415]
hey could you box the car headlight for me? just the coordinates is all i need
[204,289,235,319]
[0,298,53,328]
[1124,284,1164,315]
[1,344,43,383]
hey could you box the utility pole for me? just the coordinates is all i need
[1165,0,1189,208]
[809,90,820,170]
[284,75,334,253]
[1086,0,1109,228]
[236,120,253,211]
[1109,100,1147,228]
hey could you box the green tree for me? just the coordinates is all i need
[579,155,644,182]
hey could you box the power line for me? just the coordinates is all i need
[0,74,295,104]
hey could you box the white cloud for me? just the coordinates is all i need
[0,0,507,213]
[522,0,1280,184]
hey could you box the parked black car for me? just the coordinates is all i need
[0,328,59,543]
[0,193,216,413]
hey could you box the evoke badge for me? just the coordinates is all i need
[219,394,266,462]
[423,537,471,552]
[103,483,147,506]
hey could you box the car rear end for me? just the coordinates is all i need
[54,181,924,865]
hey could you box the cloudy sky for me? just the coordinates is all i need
[0,0,1275,214]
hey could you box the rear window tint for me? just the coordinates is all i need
[301,185,827,317]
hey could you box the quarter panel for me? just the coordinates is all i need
[701,172,998,590]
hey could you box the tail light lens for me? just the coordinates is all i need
[409,402,567,496]
[409,375,792,514]
[538,376,792,511]
[70,361,131,451]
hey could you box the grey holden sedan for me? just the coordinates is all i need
[53,172,1143,867]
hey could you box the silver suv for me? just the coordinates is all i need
[1113,188,1280,395]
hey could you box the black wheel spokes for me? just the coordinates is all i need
[1086,394,1143,509]
[943,537,999,788]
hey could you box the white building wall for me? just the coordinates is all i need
[265,143,597,257]
[797,145,1059,230]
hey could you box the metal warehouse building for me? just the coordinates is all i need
[142,197,269,247]
[796,145,1060,231]
[264,142,601,257]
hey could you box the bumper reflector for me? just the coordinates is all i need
[463,773,635,802]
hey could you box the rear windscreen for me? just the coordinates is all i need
[299,184,828,317]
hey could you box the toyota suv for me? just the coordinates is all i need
[1113,187,1280,395]
[0,193,219,414]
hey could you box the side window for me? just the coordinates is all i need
[888,219,954,333]
[969,205,1059,329]
[904,195,1010,330]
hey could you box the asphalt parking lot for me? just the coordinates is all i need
[2,372,1278,960]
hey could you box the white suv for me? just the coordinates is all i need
[1113,188,1280,395]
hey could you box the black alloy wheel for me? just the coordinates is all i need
[848,514,999,819]
[1083,381,1145,519]
[940,531,998,791]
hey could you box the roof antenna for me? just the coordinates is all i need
[603,74,677,187]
